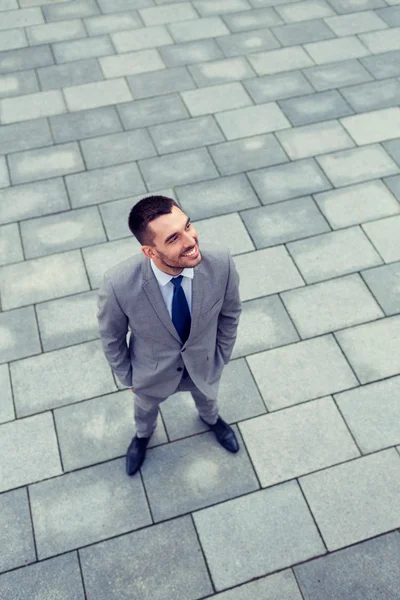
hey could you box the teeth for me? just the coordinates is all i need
[183,247,196,256]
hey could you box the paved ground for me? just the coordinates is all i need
[1,0,400,598]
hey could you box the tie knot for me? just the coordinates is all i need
[171,275,183,288]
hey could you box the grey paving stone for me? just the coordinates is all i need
[50,106,122,143]
[0,7,44,30]
[282,273,384,338]
[9,143,85,185]
[234,246,304,301]
[216,102,290,139]
[0,29,27,52]
[139,147,218,190]
[80,517,213,600]
[361,50,400,79]
[317,145,399,187]
[81,129,156,169]
[216,28,280,57]
[0,488,35,573]
[149,115,223,154]
[188,56,255,86]
[232,294,300,357]
[194,0,252,16]
[295,532,400,600]
[37,58,104,90]
[160,39,223,67]
[111,25,173,52]
[127,66,195,98]
[359,27,400,53]
[244,71,314,102]
[0,412,61,492]
[99,188,176,240]
[276,0,334,22]
[194,482,325,590]
[98,0,154,13]
[181,82,252,116]
[288,227,383,284]
[305,36,371,65]
[241,397,359,487]
[335,315,400,383]
[66,162,146,207]
[241,196,330,249]
[140,2,198,25]
[27,19,87,45]
[52,35,114,63]
[0,69,39,99]
[176,174,260,220]
[169,16,230,42]
[0,553,85,600]
[64,78,132,112]
[215,572,303,600]
[0,157,9,188]
[0,364,14,424]
[99,48,165,78]
[363,214,400,262]
[118,94,189,129]
[248,46,314,75]
[0,250,89,310]
[82,237,142,288]
[0,89,66,124]
[142,427,259,521]
[160,357,266,440]
[21,207,106,259]
[249,0,304,4]
[276,120,354,160]
[315,181,400,229]
[210,133,288,175]
[55,390,167,471]
[0,45,53,74]
[248,158,331,204]
[279,90,353,126]
[300,449,400,550]
[43,0,100,21]
[0,306,41,364]
[222,7,284,32]
[193,213,255,255]
[340,78,400,113]
[85,10,142,35]
[362,261,400,315]
[341,107,400,145]
[336,376,400,453]
[377,5,400,25]
[30,459,151,559]
[327,0,386,12]
[247,334,358,410]
[11,340,116,417]
[0,178,69,225]
[385,139,400,166]
[326,10,388,36]
[0,222,22,266]
[0,0,17,8]
[272,18,334,46]
[36,290,99,351]
[303,59,373,91]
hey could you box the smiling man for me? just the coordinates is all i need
[97,195,242,476]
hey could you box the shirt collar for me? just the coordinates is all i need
[150,260,194,287]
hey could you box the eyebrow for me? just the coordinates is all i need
[164,216,191,244]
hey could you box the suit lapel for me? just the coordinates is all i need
[142,259,181,342]
[187,266,205,344]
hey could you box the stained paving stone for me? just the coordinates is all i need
[294,532,400,600]
[279,90,353,126]
[0,412,62,493]
[149,115,224,154]
[127,66,195,99]
[81,129,156,169]
[11,340,116,417]
[0,222,23,266]
[247,335,358,410]
[210,133,288,175]
[193,482,325,590]
[117,94,189,129]
[303,59,373,92]
[212,571,303,600]
[192,212,255,255]
[0,69,39,99]
[0,488,35,573]
[241,196,330,248]
[160,357,266,440]
[0,364,14,424]
[362,261,400,316]
[82,237,142,288]
[215,102,291,139]
[0,553,85,600]
[0,306,41,364]
[30,459,152,559]
[276,120,355,159]
[216,28,280,57]
[37,58,104,91]
[363,214,400,262]
[8,143,85,185]
[335,315,400,383]
[181,81,252,116]
[244,71,314,102]
[160,39,224,67]
[240,397,360,487]
[79,517,213,600]
[300,449,400,551]
[50,106,122,143]
[0,178,69,226]
[222,7,284,32]
[188,56,255,86]
[281,274,384,338]
[55,390,167,471]
[335,376,400,454]
[248,46,314,75]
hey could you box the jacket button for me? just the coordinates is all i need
[177,367,183,372]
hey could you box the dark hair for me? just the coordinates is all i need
[128,195,180,245]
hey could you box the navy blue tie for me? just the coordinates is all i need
[171,275,191,344]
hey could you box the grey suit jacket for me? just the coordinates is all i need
[97,243,242,399]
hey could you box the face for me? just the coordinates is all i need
[142,206,201,275]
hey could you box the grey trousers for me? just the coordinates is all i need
[133,375,219,438]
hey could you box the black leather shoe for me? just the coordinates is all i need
[126,435,150,476]
[200,416,239,453]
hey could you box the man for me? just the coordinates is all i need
[97,195,242,476]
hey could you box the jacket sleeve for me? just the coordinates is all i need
[97,273,132,387]
[216,252,242,365]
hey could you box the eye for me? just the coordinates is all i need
[186,221,191,230]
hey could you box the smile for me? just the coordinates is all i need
[182,246,199,258]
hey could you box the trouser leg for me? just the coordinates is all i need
[190,387,219,426]
[133,392,166,438]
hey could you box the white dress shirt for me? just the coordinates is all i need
[150,260,194,318]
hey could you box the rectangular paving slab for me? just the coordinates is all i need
[0,488,35,573]
[363,214,400,262]
[362,261,400,316]
[50,106,122,143]
[0,222,23,266]
[149,115,224,154]
[0,118,53,154]
[215,102,291,139]
[8,142,85,185]
[212,570,303,600]
[0,364,14,424]
[0,306,41,364]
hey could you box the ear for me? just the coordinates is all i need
[141,246,154,259]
